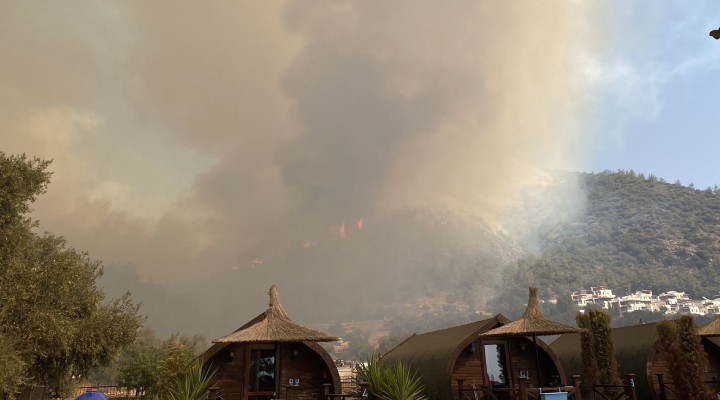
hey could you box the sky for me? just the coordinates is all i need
[2,2,720,336]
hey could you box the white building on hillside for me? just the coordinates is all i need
[658,291,691,314]
[617,290,656,314]
[572,287,720,316]
[571,286,616,312]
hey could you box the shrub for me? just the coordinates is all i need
[355,354,426,400]
[162,361,216,400]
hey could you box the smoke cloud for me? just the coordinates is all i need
[1,1,606,336]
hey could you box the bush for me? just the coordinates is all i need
[162,361,216,400]
[355,354,426,400]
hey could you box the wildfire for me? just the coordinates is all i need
[338,222,346,239]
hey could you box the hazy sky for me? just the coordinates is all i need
[2,2,720,334]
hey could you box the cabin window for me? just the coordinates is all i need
[483,343,509,387]
[248,347,276,399]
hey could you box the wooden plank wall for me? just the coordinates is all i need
[450,338,554,399]
[451,343,486,399]
[206,343,335,400]
[278,343,335,400]
[208,343,246,400]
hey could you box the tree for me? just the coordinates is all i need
[157,336,197,397]
[117,330,206,399]
[656,316,715,400]
[0,152,143,396]
[576,310,621,396]
[117,330,165,399]
[0,333,26,400]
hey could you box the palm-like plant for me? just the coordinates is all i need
[355,354,426,400]
[162,361,216,400]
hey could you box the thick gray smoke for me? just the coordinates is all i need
[1,1,608,336]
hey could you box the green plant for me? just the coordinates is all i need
[657,316,715,400]
[576,310,622,398]
[162,361,216,400]
[355,354,426,400]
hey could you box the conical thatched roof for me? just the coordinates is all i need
[213,284,339,343]
[699,316,720,336]
[481,287,584,337]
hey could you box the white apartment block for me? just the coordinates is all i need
[572,286,616,312]
[572,287,720,316]
[617,290,656,314]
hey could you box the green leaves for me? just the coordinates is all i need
[355,354,426,400]
[576,310,621,397]
[0,333,26,399]
[162,361,216,400]
[0,152,143,394]
[657,316,715,400]
[117,331,206,400]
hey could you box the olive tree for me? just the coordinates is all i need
[0,153,143,397]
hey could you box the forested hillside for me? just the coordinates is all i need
[491,170,720,321]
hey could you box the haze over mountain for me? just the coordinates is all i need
[98,170,720,338]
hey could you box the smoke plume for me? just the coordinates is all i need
[1,1,602,336]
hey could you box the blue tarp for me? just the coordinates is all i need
[75,392,109,400]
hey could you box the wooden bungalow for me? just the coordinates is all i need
[380,314,568,400]
[200,285,341,400]
[550,321,720,400]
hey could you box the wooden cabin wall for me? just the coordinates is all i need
[647,341,720,400]
[449,338,558,398]
[207,343,247,400]
[506,339,551,387]
[205,343,335,400]
[277,343,335,400]
[649,357,671,400]
[702,339,720,394]
[450,342,486,399]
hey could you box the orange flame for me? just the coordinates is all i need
[338,222,346,239]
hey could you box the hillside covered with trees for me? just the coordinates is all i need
[492,170,720,322]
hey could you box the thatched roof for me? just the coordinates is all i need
[213,284,339,343]
[481,287,584,337]
[699,316,720,336]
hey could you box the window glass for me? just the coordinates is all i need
[483,344,508,386]
[249,349,276,392]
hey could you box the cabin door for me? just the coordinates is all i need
[245,345,277,400]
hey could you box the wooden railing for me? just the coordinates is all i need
[323,382,366,400]
[458,374,639,400]
[656,373,720,400]
[587,374,638,400]
[458,376,583,400]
